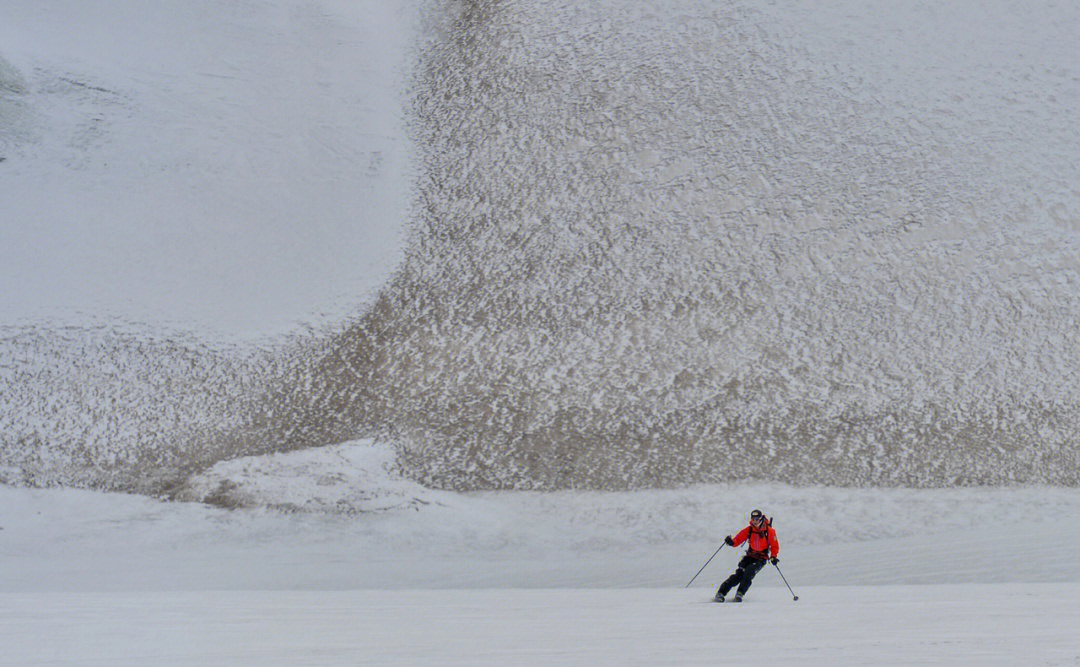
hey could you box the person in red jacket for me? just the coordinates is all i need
[714,509,780,602]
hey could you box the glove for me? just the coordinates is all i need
[770,557,779,565]
[724,535,734,546]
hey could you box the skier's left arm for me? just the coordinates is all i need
[768,527,779,560]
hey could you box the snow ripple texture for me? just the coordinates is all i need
[4,0,1080,495]
[315,0,1080,490]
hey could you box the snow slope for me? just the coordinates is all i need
[6,2,1080,662]
[5,0,1080,494]
[0,0,419,490]
[282,0,1080,490]
[3,472,1080,665]
[4,443,1080,592]
[0,0,416,339]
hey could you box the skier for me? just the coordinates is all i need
[714,509,779,602]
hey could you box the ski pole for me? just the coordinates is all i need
[685,543,725,588]
[773,562,799,601]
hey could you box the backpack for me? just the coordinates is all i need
[746,516,773,559]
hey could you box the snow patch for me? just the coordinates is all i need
[179,440,444,513]
[0,0,418,339]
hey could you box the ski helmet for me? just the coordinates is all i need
[750,509,764,522]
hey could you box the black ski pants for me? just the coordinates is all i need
[717,555,768,597]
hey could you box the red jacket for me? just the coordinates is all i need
[733,523,779,560]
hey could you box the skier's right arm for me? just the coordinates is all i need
[730,527,750,547]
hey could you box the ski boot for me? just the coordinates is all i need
[732,594,743,603]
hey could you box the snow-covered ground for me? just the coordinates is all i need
[4,586,1079,666]
[4,442,1078,663]
[0,0,422,489]
[3,462,1080,665]
[6,0,1080,493]
[0,0,416,340]
[5,0,1080,663]
[5,441,1080,592]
